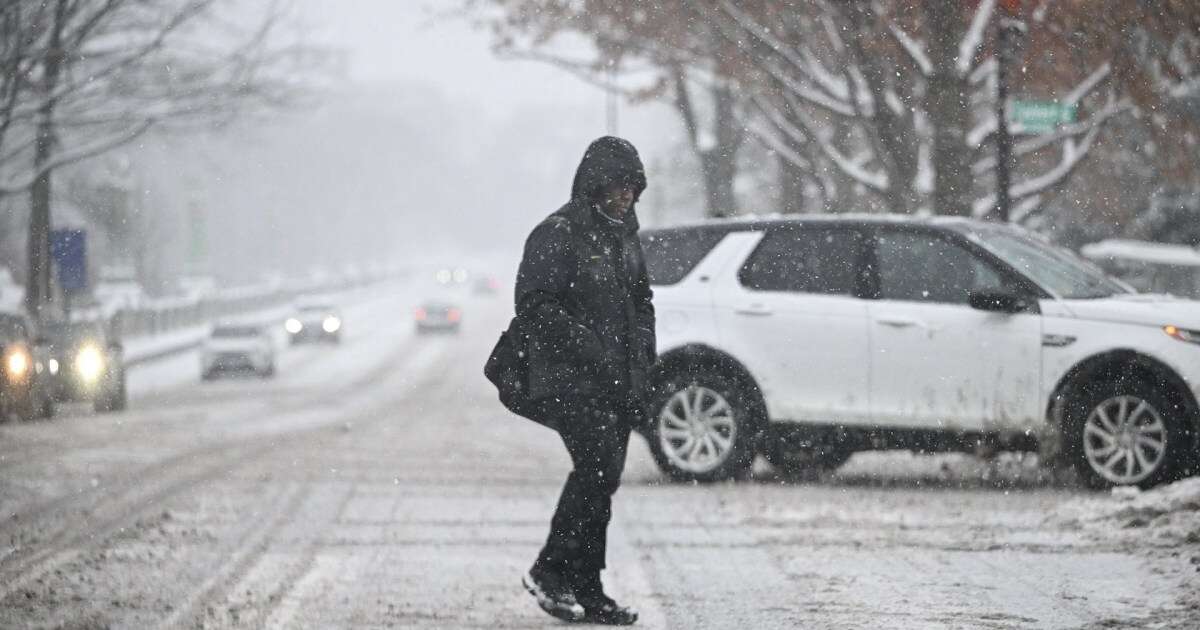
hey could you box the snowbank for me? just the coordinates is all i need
[1059,478,1200,546]
[1082,239,1200,268]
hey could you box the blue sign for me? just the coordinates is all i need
[51,229,88,294]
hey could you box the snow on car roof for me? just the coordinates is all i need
[642,212,1001,234]
[1081,239,1200,268]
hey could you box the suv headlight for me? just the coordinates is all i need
[1164,325,1200,345]
[285,318,303,334]
[322,316,341,333]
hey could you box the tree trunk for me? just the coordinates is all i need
[24,0,67,319]
[923,0,974,216]
[25,121,52,317]
[699,147,737,217]
[777,152,808,214]
[672,66,743,219]
[702,82,742,217]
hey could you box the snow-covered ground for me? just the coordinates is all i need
[0,283,1197,629]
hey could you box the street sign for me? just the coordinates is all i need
[1010,100,1076,134]
[50,229,88,295]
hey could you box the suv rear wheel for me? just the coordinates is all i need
[1065,378,1192,489]
[647,367,761,482]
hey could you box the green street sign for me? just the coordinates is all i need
[1010,100,1077,134]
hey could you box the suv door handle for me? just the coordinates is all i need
[876,317,922,328]
[735,304,774,317]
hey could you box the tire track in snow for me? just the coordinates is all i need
[0,327,443,606]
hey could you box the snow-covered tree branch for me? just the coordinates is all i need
[707,0,1131,219]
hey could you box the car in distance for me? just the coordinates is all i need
[285,301,342,344]
[0,311,54,421]
[640,215,1200,489]
[42,319,127,413]
[201,323,276,379]
[415,301,461,334]
[473,275,501,296]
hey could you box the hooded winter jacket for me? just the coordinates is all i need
[515,137,657,409]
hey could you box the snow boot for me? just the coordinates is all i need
[580,598,639,626]
[522,568,584,622]
[574,572,638,625]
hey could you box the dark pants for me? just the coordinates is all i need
[534,399,633,577]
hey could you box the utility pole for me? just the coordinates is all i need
[994,0,1024,223]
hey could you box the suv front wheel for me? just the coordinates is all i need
[1066,378,1193,489]
[647,368,761,482]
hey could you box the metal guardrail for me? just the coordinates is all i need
[105,274,388,344]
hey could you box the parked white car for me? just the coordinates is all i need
[640,216,1200,489]
[201,323,276,379]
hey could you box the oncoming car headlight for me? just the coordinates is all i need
[5,348,30,380]
[75,344,105,383]
[322,316,341,333]
[1164,325,1200,345]
[285,318,303,334]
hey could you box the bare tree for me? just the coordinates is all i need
[710,0,1128,220]
[0,0,315,317]
[461,0,751,217]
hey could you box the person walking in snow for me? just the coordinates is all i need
[516,136,655,626]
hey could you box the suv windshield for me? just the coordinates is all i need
[967,228,1129,299]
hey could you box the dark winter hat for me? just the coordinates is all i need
[570,136,647,202]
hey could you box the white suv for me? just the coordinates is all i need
[640,216,1200,489]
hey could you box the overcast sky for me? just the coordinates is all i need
[123,2,685,284]
[297,1,658,131]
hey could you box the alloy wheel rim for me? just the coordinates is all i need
[658,385,737,473]
[1082,395,1168,485]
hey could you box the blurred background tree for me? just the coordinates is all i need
[0,0,322,318]
[460,0,1200,243]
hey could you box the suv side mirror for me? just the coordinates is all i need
[969,290,1034,314]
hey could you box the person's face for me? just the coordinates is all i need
[600,184,636,218]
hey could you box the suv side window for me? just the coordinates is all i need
[641,228,727,286]
[875,230,1007,304]
[739,227,862,295]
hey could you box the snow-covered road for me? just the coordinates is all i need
[1,284,1197,629]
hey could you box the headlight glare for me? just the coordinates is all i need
[322,316,341,333]
[285,318,303,334]
[5,349,29,379]
[75,345,105,383]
